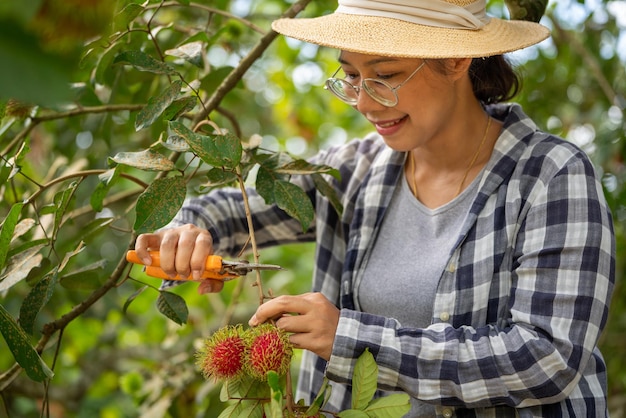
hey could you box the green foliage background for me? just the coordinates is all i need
[0,0,624,417]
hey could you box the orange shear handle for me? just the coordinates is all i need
[126,250,236,281]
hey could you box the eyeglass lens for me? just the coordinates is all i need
[326,79,397,107]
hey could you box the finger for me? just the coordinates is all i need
[135,233,163,265]
[275,314,307,333]
[197,279,224,294]
[159,229,181,278]
[173,225,212,278]
[289,331,332,361]
[190,231,213,280]
[249,295,303,326]
[275,312,335,361]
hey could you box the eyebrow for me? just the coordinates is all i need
[337,56,402,66]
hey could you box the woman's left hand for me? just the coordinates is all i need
[249,292,340,361]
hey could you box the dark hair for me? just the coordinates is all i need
[468,55,521,104]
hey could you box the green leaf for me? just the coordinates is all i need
[312,173,344,216]
[9,218,36,245]
[0,245,45,292]
[58,242,86,273]
[52,181,78,238]
[221,375,253,400]
[240,401,264,418]
[218,400,263,418]
[0,303,54,382]
[337,410,369,418]
[110,149,176,171]
[266,370,281,392]
[363,394,411,417]
[135,80,183,131]
[123,285,148,314]
[91,167,120,212]
[263,400,281,418]
[306,377,332,416]
[94,42,122,85]
[19,268,59,335]
[161,96,197,121]
[165,41,204,68]
[114,3,144,30]
[255,165,279,205]
[265,371,283,418]
[113,50,177,75]
[273,180,314,232]
[203,168,238,188]
[275,159,341,180]
[217,403,239,418]
[254,153,291,204]
[6,237,46,261]
[0,160,11,186]
[133,176,186,233]
[59,260,107,291]
[169,120,242,169]
[162,135,191,152]
[76,217,115,242]
[156,291,188,325]
[0,202,24,270]
[352,348,378,410]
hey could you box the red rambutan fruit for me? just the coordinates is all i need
[244,323,293,381]
[196,325,246,381]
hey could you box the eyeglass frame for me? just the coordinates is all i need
[324,60,427,107]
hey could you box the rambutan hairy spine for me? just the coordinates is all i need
[245,323,293,381]
[196,324,247,381]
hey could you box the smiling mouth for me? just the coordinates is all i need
[375,116,407,128]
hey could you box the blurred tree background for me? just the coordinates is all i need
[0,0,624,417]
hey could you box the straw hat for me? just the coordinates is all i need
[271,0,550,58]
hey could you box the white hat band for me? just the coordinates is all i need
[336,0,490,30]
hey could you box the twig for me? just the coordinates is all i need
[145,1,267,34]
[235,165,265,305]
[24,170,149,205]
[193,0,313,125]
[1,104,144,157]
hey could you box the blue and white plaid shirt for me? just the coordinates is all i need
[165,104,614,417]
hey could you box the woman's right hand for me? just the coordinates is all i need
[134,224,224,294]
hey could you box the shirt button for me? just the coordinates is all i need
[442,408,453,417]
[440,312,450,322]
[448,263,456,273]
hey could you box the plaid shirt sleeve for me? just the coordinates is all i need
[322,104,614,417]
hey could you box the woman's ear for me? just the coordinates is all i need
[444,58,473,81]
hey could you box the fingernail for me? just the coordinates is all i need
[142,257,152,266]
[248,315,258,327]
[192,270,202,280]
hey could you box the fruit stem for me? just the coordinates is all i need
[235,165,265,305]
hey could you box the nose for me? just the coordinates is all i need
[354,88,385,113]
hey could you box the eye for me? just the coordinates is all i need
[376,72,399,81]
[343,71,359,81]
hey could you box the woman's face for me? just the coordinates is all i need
[336,51,461,152]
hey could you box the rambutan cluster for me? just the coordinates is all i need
[196,323,293,382]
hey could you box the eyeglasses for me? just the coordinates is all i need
[324,61,426,107]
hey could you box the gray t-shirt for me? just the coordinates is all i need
[357,172,480,327]
[356,170,480,417]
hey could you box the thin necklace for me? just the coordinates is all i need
[408,115,492,199]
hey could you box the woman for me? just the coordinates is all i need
[134,0,615,416]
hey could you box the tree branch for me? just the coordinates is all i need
[193,0,313,124]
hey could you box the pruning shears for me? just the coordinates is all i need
[126,250,283,281]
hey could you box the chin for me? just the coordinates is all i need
[380,136,415,153]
